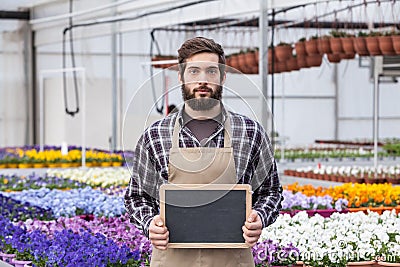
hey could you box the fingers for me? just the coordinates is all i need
[149,215,169,250]
[242,210,263,247]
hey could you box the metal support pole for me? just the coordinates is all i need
[259,0,269,131]
[333,64,339,139]
[111,3,118,151]
[373,56,383,172]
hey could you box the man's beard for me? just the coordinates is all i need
[182,84,223,111]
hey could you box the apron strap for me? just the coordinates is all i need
[171,111,232,148]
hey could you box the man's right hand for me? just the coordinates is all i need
[149,215,169,250]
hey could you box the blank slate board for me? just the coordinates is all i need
[160,184,252,248]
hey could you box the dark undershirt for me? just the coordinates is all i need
[182,109,223,146]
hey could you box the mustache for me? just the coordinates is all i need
[193,86,213,93]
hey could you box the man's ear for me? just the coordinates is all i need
[178,72,183,84]
[221,71,226,85]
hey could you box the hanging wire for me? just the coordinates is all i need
[62,0,80,117]
[149,30,164,114]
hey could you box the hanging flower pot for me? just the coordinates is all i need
[327,53,341,63]
[305,54,323,67]
[305,38,319,55]
[275,43,293,62]
[378,35,396,55]
[392,35,400,54]
[341,52,356,60]
[354,36,369,56]
[365,32,382,56]
[317,36,331,55]
[330,38,344,54]
[229,53,240,71]
[295,38,307,57]
[341,37,356,55]
[286,56,300,71]
[297,56,309,69]
[244,50,257,69]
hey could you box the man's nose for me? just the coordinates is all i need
[197,71,208,84]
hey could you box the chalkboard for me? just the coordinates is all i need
[160,184,252,248]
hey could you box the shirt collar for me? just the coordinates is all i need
[177,103,228,128]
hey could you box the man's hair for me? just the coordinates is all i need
[177,37,226,80]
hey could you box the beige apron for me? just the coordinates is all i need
[150,114,255,267]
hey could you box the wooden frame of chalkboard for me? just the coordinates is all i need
[160,184,252,248]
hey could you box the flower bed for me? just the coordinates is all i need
[284,165,400,184]
[256,211,400,266]
[0,194,54,221]
[284,183,400,210]
[0,173,88,192]
[17,213,151,262]
[0,187,125,218]
[280,190,348,217]
[0,216,143,266]
[0,146,127,168]
[47,167,131,187]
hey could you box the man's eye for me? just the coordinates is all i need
[207,69,217,75]
[188,69,199,74]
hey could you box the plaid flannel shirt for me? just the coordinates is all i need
[124,107,283,237]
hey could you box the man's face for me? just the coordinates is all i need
[179,52,226,111]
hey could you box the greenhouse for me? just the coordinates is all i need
[0,0,399,266]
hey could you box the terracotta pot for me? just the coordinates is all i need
[327,53,341,63]
[317,38,331,54]
[368,206,384,215]
[378,36,396,55]
[268,62,284,74]
[229,54,240,71]
[330,38,344,54]
[392,35,400,54]
[244,51,257,69]
[305,54,322,67]
[297,56,309,68]
[305,39,319,55]
[254,50,260,64]
[341,52,356,60]
[365,37,382,56]
[237,53,247,73]
[354,37,369,56]
[295,41,307,57]
[275,45,293,62]
[342,37,355,54]
[286,57,300,71]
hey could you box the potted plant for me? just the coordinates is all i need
[379,31,396,55]
[329,30,347,54]
[392,31,400,54]
[275,42,293,62]
[365,31,382,56]
[317,35,332,55]
[354,31,370,56]
[295,37,307,58]
[305,35,319,55]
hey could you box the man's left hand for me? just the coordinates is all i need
[242,210,262,247]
